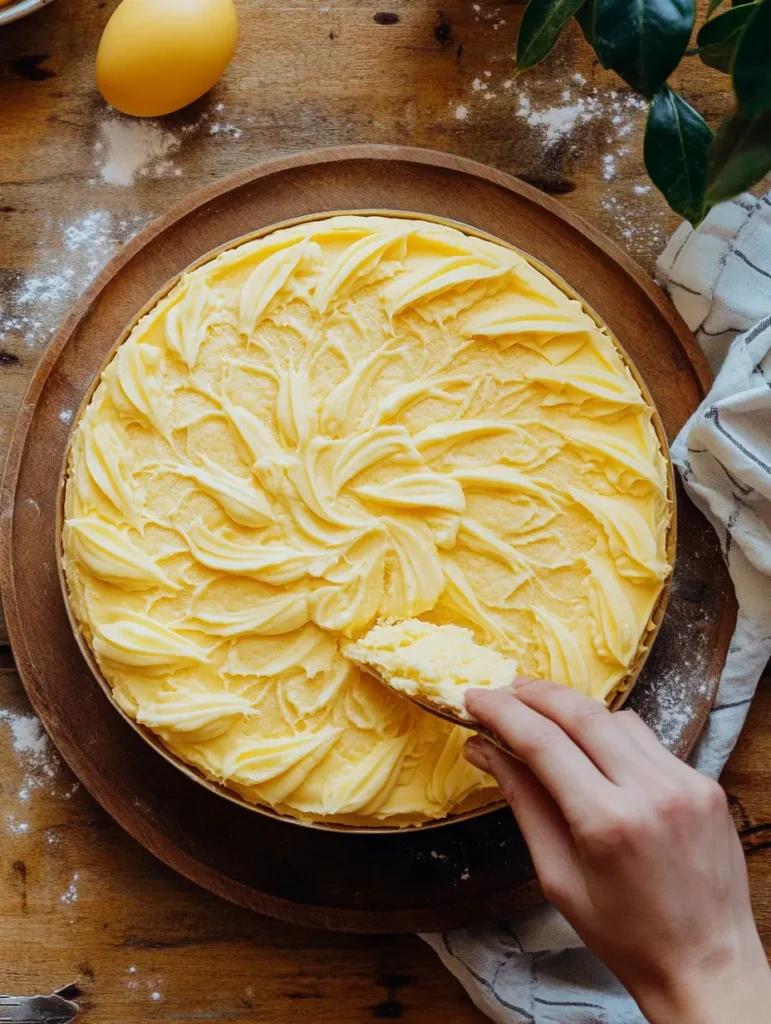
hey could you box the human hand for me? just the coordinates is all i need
[464,678,771,1024]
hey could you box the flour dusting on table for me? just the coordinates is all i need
[96,117,182,186]
[60,872,80,904]
[0,210,153,348]
[5,815,29,835]
[0,710,59,780]
[516,89,604,145]
[450,66,670,263]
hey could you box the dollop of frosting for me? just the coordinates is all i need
[343,619,518,721]
[62,214,670,827]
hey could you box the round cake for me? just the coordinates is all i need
[62,214,671,827]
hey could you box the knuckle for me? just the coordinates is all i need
[576,808,639,854]
[697,778,729,815]
[654,779,726,821]
[510,675,539,691]
[574,780,729,858]
[654,790,692,820]
[518,733,548,757]
[574,704,610,733]
[512,678,555,699]
[518,726,554,757]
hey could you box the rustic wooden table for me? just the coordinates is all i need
[1,0,769,1020]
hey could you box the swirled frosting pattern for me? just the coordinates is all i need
[62,215,671,826]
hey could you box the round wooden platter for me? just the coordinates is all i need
[0,146,737,934]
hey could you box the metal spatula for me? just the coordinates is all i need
[0,993,79,1024]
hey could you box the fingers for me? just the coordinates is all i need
[509,678,691,782]
[466,685,616,826]
[465,736,586,910]
[613,708,688,771]
[502,679,656,784]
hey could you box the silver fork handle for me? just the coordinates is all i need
[0,995,79,1024]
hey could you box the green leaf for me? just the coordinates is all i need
[575,0,607,60]
[708,0,755,16]
[575,0,595,48]
[592,0,695,97]
[644,85,713,225]
[733,0,771,117]
[517,0,587,72]
[709,0,752,11]
[695,5,755,73]
[706,109,771,204]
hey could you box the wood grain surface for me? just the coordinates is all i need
[0,0,768,1020]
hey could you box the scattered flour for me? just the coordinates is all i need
[206,101,247,140]
[60,873,80,904]
[0,709,82,830]
[630,568,711,752]
[1,99,245,354]
[5,815,29,835]
[519,86,623,146]
[450,67,669,263]
[601,192,666,255]
[516,90,603,145]
[458,68,648,170]
[603,154,617,180]
[125,966,165,1001]
[96,118,182,186]
[15,272,75,308]
[147,979,165,1001]
[210,122,243,138]
[0,711,49,761]
[0,710,60,793]
[0,210,153,348]
[638,667,697,751]
[471,3,502,23]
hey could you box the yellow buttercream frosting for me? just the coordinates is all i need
[344,619,518,722]
[62,214,671,827]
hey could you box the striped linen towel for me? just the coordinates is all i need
[422,192,771,1024]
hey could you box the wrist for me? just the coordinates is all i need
[634,950,771,1024]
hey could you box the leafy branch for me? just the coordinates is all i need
[515,0,771,225]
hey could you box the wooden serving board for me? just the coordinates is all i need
[0,146,736,933]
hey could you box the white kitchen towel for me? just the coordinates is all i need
[422,192,771,1024]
